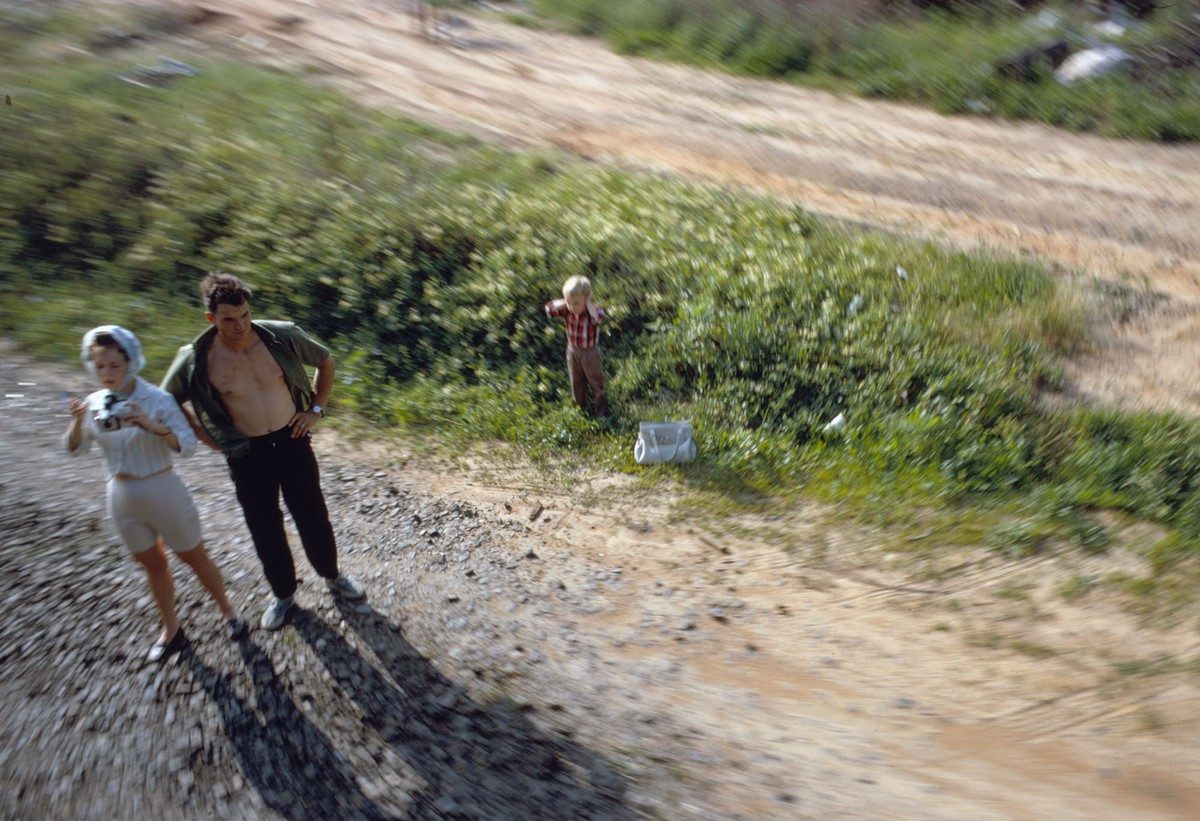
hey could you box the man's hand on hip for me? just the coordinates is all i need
[289,410,322,438]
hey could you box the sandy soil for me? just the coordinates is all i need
[3,348,1199,818]
[393,440,1200,819]
[134,0,1200,414]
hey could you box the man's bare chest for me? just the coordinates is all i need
[208,344,285,399]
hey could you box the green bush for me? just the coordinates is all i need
[3,22,1200,566]
[734,27,814,76]
[531,0,1200,141]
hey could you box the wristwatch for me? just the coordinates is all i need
[310,404,324,416]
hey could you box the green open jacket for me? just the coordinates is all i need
[161,320,330,459]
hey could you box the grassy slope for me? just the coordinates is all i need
[0,4,1196,611]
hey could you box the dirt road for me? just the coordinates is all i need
[3,348,1199,818]
[135,0,1200,414]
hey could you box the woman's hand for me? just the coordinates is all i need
[125,402,171,436]
[64,396,88,452]
[124,401,150,429]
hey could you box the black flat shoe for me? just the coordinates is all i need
[227,617,249,640]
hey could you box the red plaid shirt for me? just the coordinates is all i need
[545,300,605,348]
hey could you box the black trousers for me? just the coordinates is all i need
[227,427,339,599]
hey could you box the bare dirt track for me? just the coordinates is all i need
[139,0,1200,414]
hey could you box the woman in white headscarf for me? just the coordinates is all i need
[64,325,246,662]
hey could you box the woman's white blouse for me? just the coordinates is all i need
[64,377,198,480]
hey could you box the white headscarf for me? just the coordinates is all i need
[81,325,146,383]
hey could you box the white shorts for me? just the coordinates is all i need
[107,469,202,555]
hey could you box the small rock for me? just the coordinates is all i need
[270,14,306,31]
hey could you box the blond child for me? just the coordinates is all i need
[544,276,608,418]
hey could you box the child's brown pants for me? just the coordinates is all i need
[566,345,607,417]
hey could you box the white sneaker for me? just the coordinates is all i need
[260,597,293,630]
[326,575,365,600]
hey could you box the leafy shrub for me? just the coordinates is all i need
[3,23,1200,564]
[531,0,1200,141]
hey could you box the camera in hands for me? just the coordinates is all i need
[91,390,132,432]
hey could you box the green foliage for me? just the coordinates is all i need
[531,0,1200,141]
[1057,573,1098,601]
[3,15,1200,576]
[1147,532,1200,576]
[0,283,200,375]
[535,0,818,76]
[835,13,1200,141]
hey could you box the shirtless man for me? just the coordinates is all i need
[163,273,363,630]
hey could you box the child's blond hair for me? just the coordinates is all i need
[562,276,592,300]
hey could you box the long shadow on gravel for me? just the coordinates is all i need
[182,638,391,819]
[294,601,632,820]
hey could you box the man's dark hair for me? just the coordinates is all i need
[90,332,129,361]
[201,273,253,314]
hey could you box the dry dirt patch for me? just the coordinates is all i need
[341,429,1200,818]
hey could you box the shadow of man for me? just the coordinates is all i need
[182,637,392,819]
[293,600,632,819]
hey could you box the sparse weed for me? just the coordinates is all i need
[994,582,1033,601]
[1138,707,1166,732]
[967,631,1003,649]
[1113,654,1176,677]
[1057,573,1098,601]
[1010,640,1057,659]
